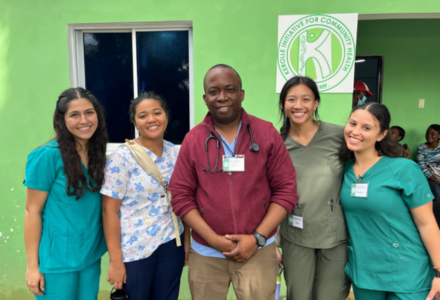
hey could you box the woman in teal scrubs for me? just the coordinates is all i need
[340,103,440,300]
[24,88,108,299]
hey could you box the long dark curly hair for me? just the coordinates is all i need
[54,87,108,199]
[339,103,403,163]
[279,76,321,140]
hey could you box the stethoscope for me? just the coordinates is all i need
[203,123,259,173]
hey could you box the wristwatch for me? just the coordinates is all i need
[434,268,440,278]
[252,231,267,247]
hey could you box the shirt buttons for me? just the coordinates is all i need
[393,242,399,248]
[428,194,432,198]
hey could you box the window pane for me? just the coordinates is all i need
[83,32,134,143]
[136,31,190,144]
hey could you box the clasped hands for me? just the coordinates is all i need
[214,234,259,263]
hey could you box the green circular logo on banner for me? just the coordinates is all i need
[277,15,356,92]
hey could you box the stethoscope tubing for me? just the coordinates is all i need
[203,123,259,173]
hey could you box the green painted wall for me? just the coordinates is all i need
[1,0,440,298]
[357,19,440,160]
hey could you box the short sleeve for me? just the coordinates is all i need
[397,160,434,208]
[24,147,57,192]
[100,147,130,200]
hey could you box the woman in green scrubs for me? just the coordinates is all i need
[24,88,108,300]
[278,76,350,300]
[340,103,440,300]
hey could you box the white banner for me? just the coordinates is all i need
[276,13,358,93]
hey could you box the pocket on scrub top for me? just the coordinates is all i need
[45,232,85,271]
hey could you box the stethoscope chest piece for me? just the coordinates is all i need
[250,142,259,152]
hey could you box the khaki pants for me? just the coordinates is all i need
[188,242,277,300]
[282,241,350,300]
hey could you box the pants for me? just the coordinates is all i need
[35,259,101,300]
[352,283,429,300]
[428,179,440,202]
[282,241,350,300]
[123,235,185,300]
[188,242,277,300]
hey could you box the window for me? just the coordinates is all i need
[67,22,194,153]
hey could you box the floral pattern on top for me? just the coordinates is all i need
[100,141,183,262]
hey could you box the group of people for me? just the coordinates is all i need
[23,64,440,300]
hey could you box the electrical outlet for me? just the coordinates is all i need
[419,99,425,108]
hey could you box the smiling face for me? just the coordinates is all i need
[344,109,387,154]
[64,98,98,146]
[283,83,319,126]
[203,67,244,125]
[426,127,440,145]
[134,99,168,141]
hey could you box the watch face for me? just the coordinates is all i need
[253,231,266,246]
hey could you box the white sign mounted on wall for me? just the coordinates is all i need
[276,13,358,93]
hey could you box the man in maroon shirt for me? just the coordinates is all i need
[170,64,298,300]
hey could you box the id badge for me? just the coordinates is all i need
[223,155,245,172]
[350,182,369,198]
[288,214,303,229]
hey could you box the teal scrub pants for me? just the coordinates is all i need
[35,259,101,300]
[353,284,429,300]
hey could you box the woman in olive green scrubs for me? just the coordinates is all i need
[340,103,440,300]
[24,88,108,300]
[278,76,350,300]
